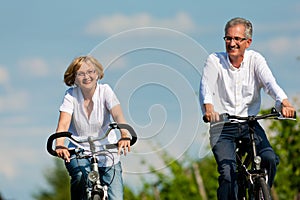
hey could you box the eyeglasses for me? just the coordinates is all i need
[76,69,96,77]
[223,36,247,43]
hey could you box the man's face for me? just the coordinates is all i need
[225,24,252,59]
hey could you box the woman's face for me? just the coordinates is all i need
[74,61,98,91]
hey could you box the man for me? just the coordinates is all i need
[199,17,295,199]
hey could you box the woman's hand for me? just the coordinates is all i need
[55,146,70,162]
[118,138,131,155]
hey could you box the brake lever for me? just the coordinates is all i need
[219,113,230,122]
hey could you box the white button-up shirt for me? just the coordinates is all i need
[199,50,287,116]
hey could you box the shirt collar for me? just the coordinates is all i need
[226,50,248,70]
[92,82,100,101]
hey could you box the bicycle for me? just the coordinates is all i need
[204,107,296,200]
[46,122,137,200]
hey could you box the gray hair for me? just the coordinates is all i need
[225,17,253,39]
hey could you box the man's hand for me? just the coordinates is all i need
[204,111,220,122]
[281,99,296,118]
[204,103,220,122]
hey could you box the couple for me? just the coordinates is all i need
[54,17,295,200]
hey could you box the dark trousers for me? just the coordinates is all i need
[209,121,279,200]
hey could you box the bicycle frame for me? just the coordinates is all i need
[46,123,137,200]
[234,120,270,200]
[227,109,279,200]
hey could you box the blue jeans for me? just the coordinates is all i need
[65,158,124,200]
[209,121,279,200]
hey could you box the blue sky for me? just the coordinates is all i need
[0,1,300,199]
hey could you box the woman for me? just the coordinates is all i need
[55,55,131,200]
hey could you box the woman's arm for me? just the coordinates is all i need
[110,104,131,155]
[55,111,72,162]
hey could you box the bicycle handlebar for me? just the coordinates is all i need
[203,107,296,123]
[46,123,137,157]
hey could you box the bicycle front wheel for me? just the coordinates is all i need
[254,177,271,200]
[92,194,108,200]
[92,194,101,200]
[91,191,107,200]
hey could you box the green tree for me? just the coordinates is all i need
[33,158,70,200]
[134,151,218,200]
[265,107,300,200]
[124,186,139,200]
[197,155,218,200]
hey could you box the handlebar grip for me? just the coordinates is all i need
[293,111,297,119]
[202,113,230,123]
[116,123,138,146]
[46,132,72,157]
[203,116,209,123]
[99,124,138,150]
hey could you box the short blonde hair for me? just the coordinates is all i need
[63,55,104,86]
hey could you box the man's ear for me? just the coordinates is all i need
[246,38,252,48]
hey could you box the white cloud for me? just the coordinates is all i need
[0,162,17,180]
[91,52,129,70]
[0,148,37,180]
[0,115,32,126]
[0,126,53,181]
[0,142,43,180]
[0,65,12,92]
[265,37,291,55]
[107,56,128,70]
[85,12,197,36]
[255,20,300,34]
[0,65,9,84]
[255,35,300,56]
[0,64,30,112]
[18,57,49,77]
[0,91,29,112]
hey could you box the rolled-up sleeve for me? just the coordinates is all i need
[103,84,120,111]
[199,54,219,113]
[59,88,74,114]
[255,54,287,103]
